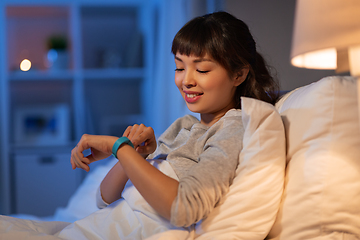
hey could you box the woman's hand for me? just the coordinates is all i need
[123,124,156,158]
[71,134,118,172]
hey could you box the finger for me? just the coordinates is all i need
[131,124,146,146]
[136,141,152,152]
[135,145,147,154]
[78,150,90,165]
[133,126,153,146]
[74,158,89,171]
[123,126,132,138]
[72,157,81,169]
[76,135,94,169]
[132,124,149,145]
[70,148,75,169]
[72,152,82,169]
[72,145,90,171]
[75,152,90,171]
[77,135,90,154]
[85,153,97,163]
[83,164,90,172]
[71,148,79,169]
[70,158,76,169]
[127,124,139,142]
[74,145,85,163]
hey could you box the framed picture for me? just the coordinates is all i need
[14,104,70,146]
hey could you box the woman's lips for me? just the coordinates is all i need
[183,91,203,103]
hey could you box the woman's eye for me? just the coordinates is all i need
[175,68,184,72]
[197,70,209,74]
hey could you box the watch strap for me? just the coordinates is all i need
[112,137,134,158]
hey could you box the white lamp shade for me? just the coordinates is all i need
[349,45,360,76]
[291,0,360,72]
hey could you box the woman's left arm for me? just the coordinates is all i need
[115,144,179,220]
[71,131,179,220]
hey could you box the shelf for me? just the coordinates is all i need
[9,68,145,81]
[83,68,144,80]
[9,70,74,81]
[0,1,153,215]
[81,6,142,69]
[6,6,71,72]
[11,143,75,155]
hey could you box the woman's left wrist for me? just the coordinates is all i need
[112,137,134,159]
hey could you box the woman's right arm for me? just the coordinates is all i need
[98,161,129,206]
[99,124,157,206]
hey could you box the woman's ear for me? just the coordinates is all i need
[234,66,250,86]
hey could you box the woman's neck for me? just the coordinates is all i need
[200,108,234,127]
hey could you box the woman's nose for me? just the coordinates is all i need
[183,71,196,88]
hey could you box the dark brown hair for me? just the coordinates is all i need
[172,11,280,107]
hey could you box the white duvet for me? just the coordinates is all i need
[0,159,193,240]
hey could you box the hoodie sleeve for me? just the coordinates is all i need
[170,114,244,227]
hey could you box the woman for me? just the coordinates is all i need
[70,11,279,228]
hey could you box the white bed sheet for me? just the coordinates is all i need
[1,158,193,240]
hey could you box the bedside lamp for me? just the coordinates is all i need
[291,0,360,125]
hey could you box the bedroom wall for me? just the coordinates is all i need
[224,0,337,91]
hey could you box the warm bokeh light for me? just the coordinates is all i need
[349,45,360,76]
[20,59,31,71]
[291,48,337,69]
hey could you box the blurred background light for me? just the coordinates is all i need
[20,59,31,71]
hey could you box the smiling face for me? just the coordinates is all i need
[174,53,245,126]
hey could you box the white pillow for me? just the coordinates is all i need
[268,76,360,239]
[194,97,286,239]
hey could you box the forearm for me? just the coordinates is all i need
[116,145,179,220]
[100,161,129,204]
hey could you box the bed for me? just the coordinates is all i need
[1,75,359,240]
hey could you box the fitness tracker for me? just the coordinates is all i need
[112,137,134,158]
